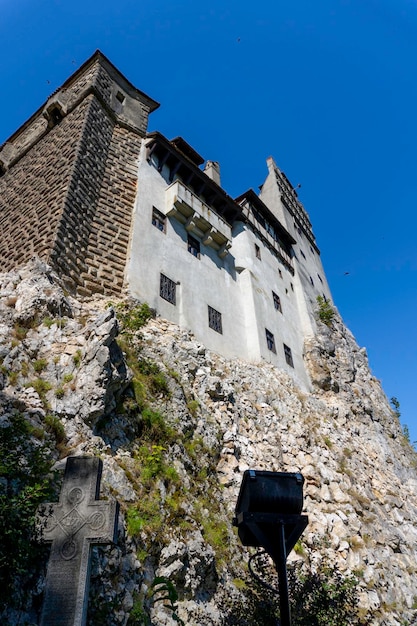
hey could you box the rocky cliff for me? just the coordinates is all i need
[1,260,416,625]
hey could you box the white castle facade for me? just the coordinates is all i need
[127,135,331,390]
[0,51,332,391]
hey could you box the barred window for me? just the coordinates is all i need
[152,207,166,232]
[265,329,276,353]
[188,234,200,258]
[208,305,222,334]
[283,344,294,368]
[160,273,176,305]
[272,291,282,313]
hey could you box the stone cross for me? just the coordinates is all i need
[37,456,119,626]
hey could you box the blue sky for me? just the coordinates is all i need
[1,0,416,444]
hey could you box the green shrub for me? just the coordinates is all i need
[44,414,66,443]
[115,302,153,332]
[221,554,370,625]
[33,358,48,373]
[73,350,82,367]
[12,324,28,341]
[294,539,305,556]
[0,413,55,614]
[8,370,18,386]
[21,361,29,377]
[126,496,162,538]
[43,316,55,329]
[140,408,176,443]
[316,296,335,326]
[26,378,52,405]
[187,399,200,417]
[289,559,371,625]
[127,577,185,626]
[151,577,185,626]
[136,359,160,376]
[135,359,170,398]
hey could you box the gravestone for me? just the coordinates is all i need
[37,456,119,626]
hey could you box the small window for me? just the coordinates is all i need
[188,234,200,258]
[310,276,314,286]
[49,106,63,127]
[160,273,176,305]
[317,273,323,284]
[265,329,276,353]
[290,282,294,291]
[272,291,282,313]
[255,243,261,260]
[152,207,166,232]
[278,269,283,279]
[283,344,294,368]
[300,249,306,259]
[310,246,314,254]
[208,306,222,334]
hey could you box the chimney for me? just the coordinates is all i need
[204,160,221,186]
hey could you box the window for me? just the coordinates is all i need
[265,329,276,353]
[300,249,306,260]
[160,273,176,305]
[152,207,166,232]
[290,282,294,291]
[310,276,314,286]
[208,306,222,334]
[317,273,323,284]
[255,243,261,260]
[278,269,283,279]
[283,344,294,367]
[188,234,200,258]
[272,291,282,313]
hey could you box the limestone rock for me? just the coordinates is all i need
[1,261,417,626]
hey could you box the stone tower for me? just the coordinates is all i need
[0,51,158,296]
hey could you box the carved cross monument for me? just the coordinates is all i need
[37,456,119,626]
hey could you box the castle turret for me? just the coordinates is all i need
[0,50,158,296]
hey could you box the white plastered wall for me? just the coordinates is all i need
[126,143,248,360]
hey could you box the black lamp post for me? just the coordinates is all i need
[233,470,308,626]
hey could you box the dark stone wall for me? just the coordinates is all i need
[50,95,142,296]
[0,100,87,272]
[0,54,151,296]
[79,124,142,295]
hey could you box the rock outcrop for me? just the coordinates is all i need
[1,259,416,625]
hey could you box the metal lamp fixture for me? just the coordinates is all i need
[233,470,309,626]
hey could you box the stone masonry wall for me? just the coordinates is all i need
[49,94,116,293]
[0,99,88,271]
[0,57,147,296]
[50,95,143,296]
[79,124,143,295]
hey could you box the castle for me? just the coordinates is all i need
[0,51,331,389]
